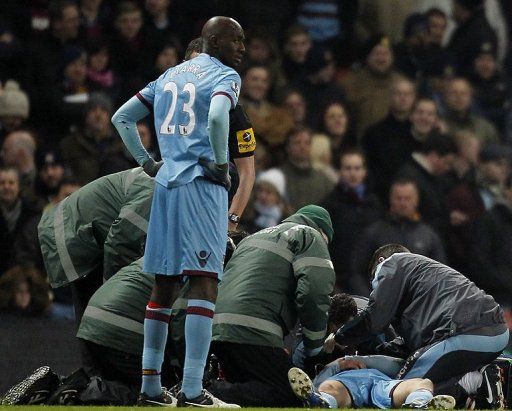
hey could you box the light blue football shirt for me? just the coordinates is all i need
[137,53,241,188]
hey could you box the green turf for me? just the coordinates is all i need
[0,408,320,411]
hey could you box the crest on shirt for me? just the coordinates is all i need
[231,81,240,98]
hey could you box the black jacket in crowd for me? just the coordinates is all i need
[321,184,382,292]
[349,214,446,296]
[470,202,512,306]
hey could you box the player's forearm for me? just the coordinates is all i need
[229,157,255,218]
[208,95,231,165]
[112,96,151,166]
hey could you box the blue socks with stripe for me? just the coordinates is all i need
[141,302,172,397]
[181,299,215,399]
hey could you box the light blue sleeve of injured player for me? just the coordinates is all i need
[111,96,152,166]
[208,94,231,165]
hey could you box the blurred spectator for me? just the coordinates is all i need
[396,132,458,237]
[293,45,345,127]
[253,143,271,175]
[108,1,154,102]
[409,97,442,144]
[295,0,358,67]
[240,28,286,92]
[242,168,290,233]
[310,135,338,183]
[0,167,42,276]
[340,34,403,140]
[281,89,308,127]
[469,172,512,306]
[475,144,511,210]
[446,144,510,271]
[281,25,312,84]
[277,127,334,211]
[60,92,131,184]
[59,45,90,130]
[44,176,81,211]
[443,77,500,145]
[425,7,448,46]
[0,2,32,41]
[450,130,481,183]
[79,0,111,43]
[0,265,51,316]
[122,121,160,167]
[469,42,512,135]
[0,20,24,84]
[0,80,30,141]
[316,101,355,168]
[321,149,382,291]
[1,130,37,198]
[355,0,417,44]
[362,77,417,200]
[393,12,453,82]
[240,65,294,155]
[26,0,81,139]
[151,40,179,78]
[144,0,186,51]
[350,178,446,296]
[416,0,508,62]
[44,175,82,212]
[447,0,497,76]
[34,148,66,206]
[86,40,120,102]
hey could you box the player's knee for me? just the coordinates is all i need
[416,378,434,391]
[318,381,340,398]
[188,276,218,302]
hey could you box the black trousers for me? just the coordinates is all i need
[209,341,302,407]
[70,267,104,376]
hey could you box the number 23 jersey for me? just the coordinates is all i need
[136,53,241,188]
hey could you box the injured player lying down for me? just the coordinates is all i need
[288,361,456,409]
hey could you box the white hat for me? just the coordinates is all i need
[257,168,286,198]
[0,80,30,119]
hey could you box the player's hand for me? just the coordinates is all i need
[198,158,231,191]
[337,358,366,370]
[142,158,163,177]
[323,333,336,353]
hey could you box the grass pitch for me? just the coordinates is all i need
[0,408,318,411]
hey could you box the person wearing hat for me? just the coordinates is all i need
[60,92,132,184]
[207,205,335,407]
[34,149,66,206]
[0,80,30,140]
[243,168,291,233]
[447,0,497,77]
[340,33,404,140]
[469,42,512,135]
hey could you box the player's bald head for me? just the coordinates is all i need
[201,16,245,67]
[202,16,242,42]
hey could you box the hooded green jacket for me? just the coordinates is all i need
[212,213,335,354]
[38,167,154,288]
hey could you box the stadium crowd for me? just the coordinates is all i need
[1,0,512,408]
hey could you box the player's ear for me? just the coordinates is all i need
[209,34,220,49]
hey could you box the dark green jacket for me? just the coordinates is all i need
[212,214,335,354]
[38,167,153,287]
[77,258,153,354]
